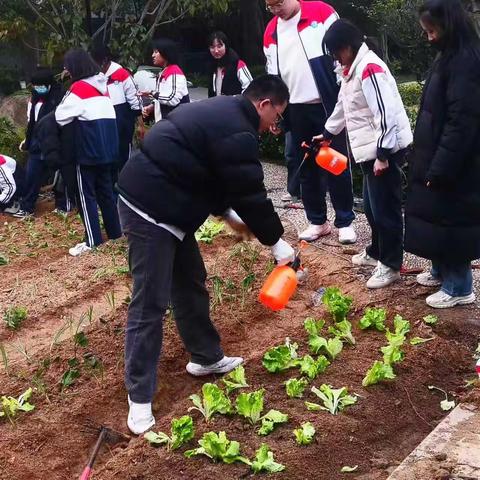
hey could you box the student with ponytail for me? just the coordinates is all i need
[315,19,412,289]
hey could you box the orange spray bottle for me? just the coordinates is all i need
[301,141,348,176]
[259,242,306,311]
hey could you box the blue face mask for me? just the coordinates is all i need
[33,85,50,95]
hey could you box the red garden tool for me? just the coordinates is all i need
[79,422,130,480]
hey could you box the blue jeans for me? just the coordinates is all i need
[431,261,473,297]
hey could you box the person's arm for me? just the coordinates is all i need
[55,90,83,127]
[323,92,346,139]
[155,73,186,107]
[0,165,16,205]
[426,60,480,187]
[123,73,141,112]
[237,60,253,92]
[361,63,399,162]
[211,132,284,246]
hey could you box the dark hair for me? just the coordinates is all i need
[90,44,112,65]
[207,30,240,70]
[64,48,99,81]
[244,74,289,106]
[30,67,54,86]
[323,19,382,60]
[151,38,180,66]
[419,0,480,54]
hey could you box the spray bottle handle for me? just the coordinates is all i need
[289,240,308,272]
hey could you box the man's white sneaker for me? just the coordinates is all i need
[12,209,33,219]
[299,222,332,242]
[338,226,357,245]
[68,242,92,257]
[127,396,155,435]
[3,201,20,215]
[416,271,442,287]
[186,356,243,377]
[352,250,377,267]
[426,290,476,309]
[366,263,401,289]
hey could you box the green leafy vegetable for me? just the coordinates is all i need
[236,389,265,424]
[195,219,225,244]
[284,378,309,398]
[3,306,28,330]
[328,320,356,345]
[322,287,353,322]
[393,315,411,336]
[144,415,194,450]
[184,431,250,465]
[298,355,330,380]
[410,337,435,346]
[309,336,343,360]
[258,409,288,436]
[359,308,386,331]
[305,385,357,415]
[188,383,232,421]
[304,317,325,336]
[362,361,396,387]
[222,365,249,395]
[0,388,35,421]
[293,422,316,445]
[381,340,405,365]
[341,465,359,473]
[251,444,285,473]
[263,341,299,373]
[428,385,456,411]
[423,314,438,325]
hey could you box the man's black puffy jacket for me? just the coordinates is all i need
[117,95,284,246]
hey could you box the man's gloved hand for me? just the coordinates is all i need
[223,208,254,240]
[271,238,295,266]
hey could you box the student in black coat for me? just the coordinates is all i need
[405,0,480,309]
[207,31,253,97]
[117,75,295,435]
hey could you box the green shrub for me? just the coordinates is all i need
[398,82,423,108]
[259,131,285,162]
[0,117,25,163]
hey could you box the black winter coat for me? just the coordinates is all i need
[405,49,480,262]
[208,49,243,98]
[117,95,284,246]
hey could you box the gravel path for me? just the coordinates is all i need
[262,160,480,295]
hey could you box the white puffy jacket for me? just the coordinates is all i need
[325,43,413,163]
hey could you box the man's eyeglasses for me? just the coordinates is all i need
[266,0,285,12]
[274,108,284,126]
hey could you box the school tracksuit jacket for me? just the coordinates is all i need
[105,61,141,170]
[0,155,23,208]
[153,64,190,122]
[56,74,121,247]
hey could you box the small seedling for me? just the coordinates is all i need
[188,383,232,421]
[195,219,225,244]
[305,385,357,415]
[222,365,249,395]
[428,385,455,411]
[341,465,359,473]
[284,377,309,398]
[293,422,316,445]
[236,389,265,425]
[322,287,353,322]
[145,415,195,450]
[3,306,28,330]
[423,314,438,325]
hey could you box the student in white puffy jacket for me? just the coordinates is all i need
[315,19,413,289]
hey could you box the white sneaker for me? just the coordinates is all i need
[186,356,243,377]
[338,226,357,245]
[299,222,332,242]
[281,193,293,202]
[416,271,442,287]
[69,242,92,257]
[12,209,33,219]
[352,250,377,267]
[3,201,20,215]
[366,262,401,289]
[426,290,476,309]
[127,396,155,435]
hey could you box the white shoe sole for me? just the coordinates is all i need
[186,357,243,377]
[426,293,476,309]
[416,278,442,287]
[366,274,401,289]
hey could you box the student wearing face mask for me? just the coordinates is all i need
[207,31,253,97]
[14,68,64,218]
[141,38,190,123]
[405,0,480,308]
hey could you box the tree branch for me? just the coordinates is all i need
[26,0,60,36]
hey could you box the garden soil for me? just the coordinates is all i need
[0,205,479,480]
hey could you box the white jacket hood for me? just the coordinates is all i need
[82,73,109,95]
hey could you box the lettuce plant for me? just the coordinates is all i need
[189,383,232,421]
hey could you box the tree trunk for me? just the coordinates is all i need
[239,0,265,66]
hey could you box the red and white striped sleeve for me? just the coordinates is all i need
[361,63,398,160]
[237,60,253,92]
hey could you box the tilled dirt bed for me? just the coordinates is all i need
[0,206,479,480]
